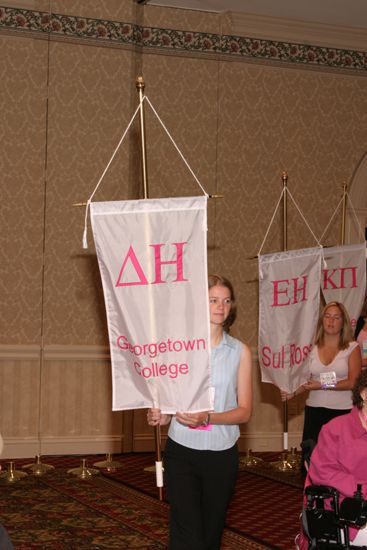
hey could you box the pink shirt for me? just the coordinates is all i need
[308,406,367,540]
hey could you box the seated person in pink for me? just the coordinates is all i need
[307,369,367,545]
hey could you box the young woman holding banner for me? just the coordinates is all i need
[282,301,361,467]
[147,274,253,550]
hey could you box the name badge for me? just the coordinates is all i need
[320,371,336,389]
[189,424,212,431]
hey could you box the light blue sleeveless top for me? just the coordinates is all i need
[168,331,242,451]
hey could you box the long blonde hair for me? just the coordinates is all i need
[314,301,353,350]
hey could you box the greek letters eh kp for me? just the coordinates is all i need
[271,266,357,307]
[262,266,358,371]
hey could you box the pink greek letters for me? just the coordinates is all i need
[322,266,357,290]
[271,276,308,307]
[115,242,188,287]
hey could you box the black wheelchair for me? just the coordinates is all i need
[302,483,367,549]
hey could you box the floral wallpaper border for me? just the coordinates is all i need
[1,5,366,72]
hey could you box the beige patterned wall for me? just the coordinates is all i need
[1,0,367,457]
[42,40,136,345]
[1,35,48,345]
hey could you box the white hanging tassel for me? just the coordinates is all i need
[81,100,145,249]
[82,199,91,249]
[320,245,327,269]
[82,227,88,250]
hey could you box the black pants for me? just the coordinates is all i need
[0,524,13,550]
[164,437,238,550]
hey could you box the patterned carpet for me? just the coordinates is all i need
[0,453,303,549]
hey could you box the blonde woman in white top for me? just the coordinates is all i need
[282,301,361,471]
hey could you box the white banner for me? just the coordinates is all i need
[321,242,367,329]
[258,248,322,393]
[91,196,212,413]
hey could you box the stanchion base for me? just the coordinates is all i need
[93,453,123,471]
[0,461,28,483]
[270,451,295,472]
[68,459,99,479]
[239,449,264,468]
[23,455,55,476]
[287,447,301,469]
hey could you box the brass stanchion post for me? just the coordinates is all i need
[23,8,55,477]
[282,171,289,454]
[136,76,164,501]
[340,182,347,245]
[136,76,149,199]
[271,171,293,472]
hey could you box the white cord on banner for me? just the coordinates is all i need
[318,191,365,246]
[318,194,344,243]
[286,188,322,247]
[257,188,285,256]
[82,97,146,249]
[145,96,209,198]
[82,198,92,250]
[286,188,326,267]
[257,186,325,267]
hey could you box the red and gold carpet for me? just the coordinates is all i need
[0,453,302,549]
